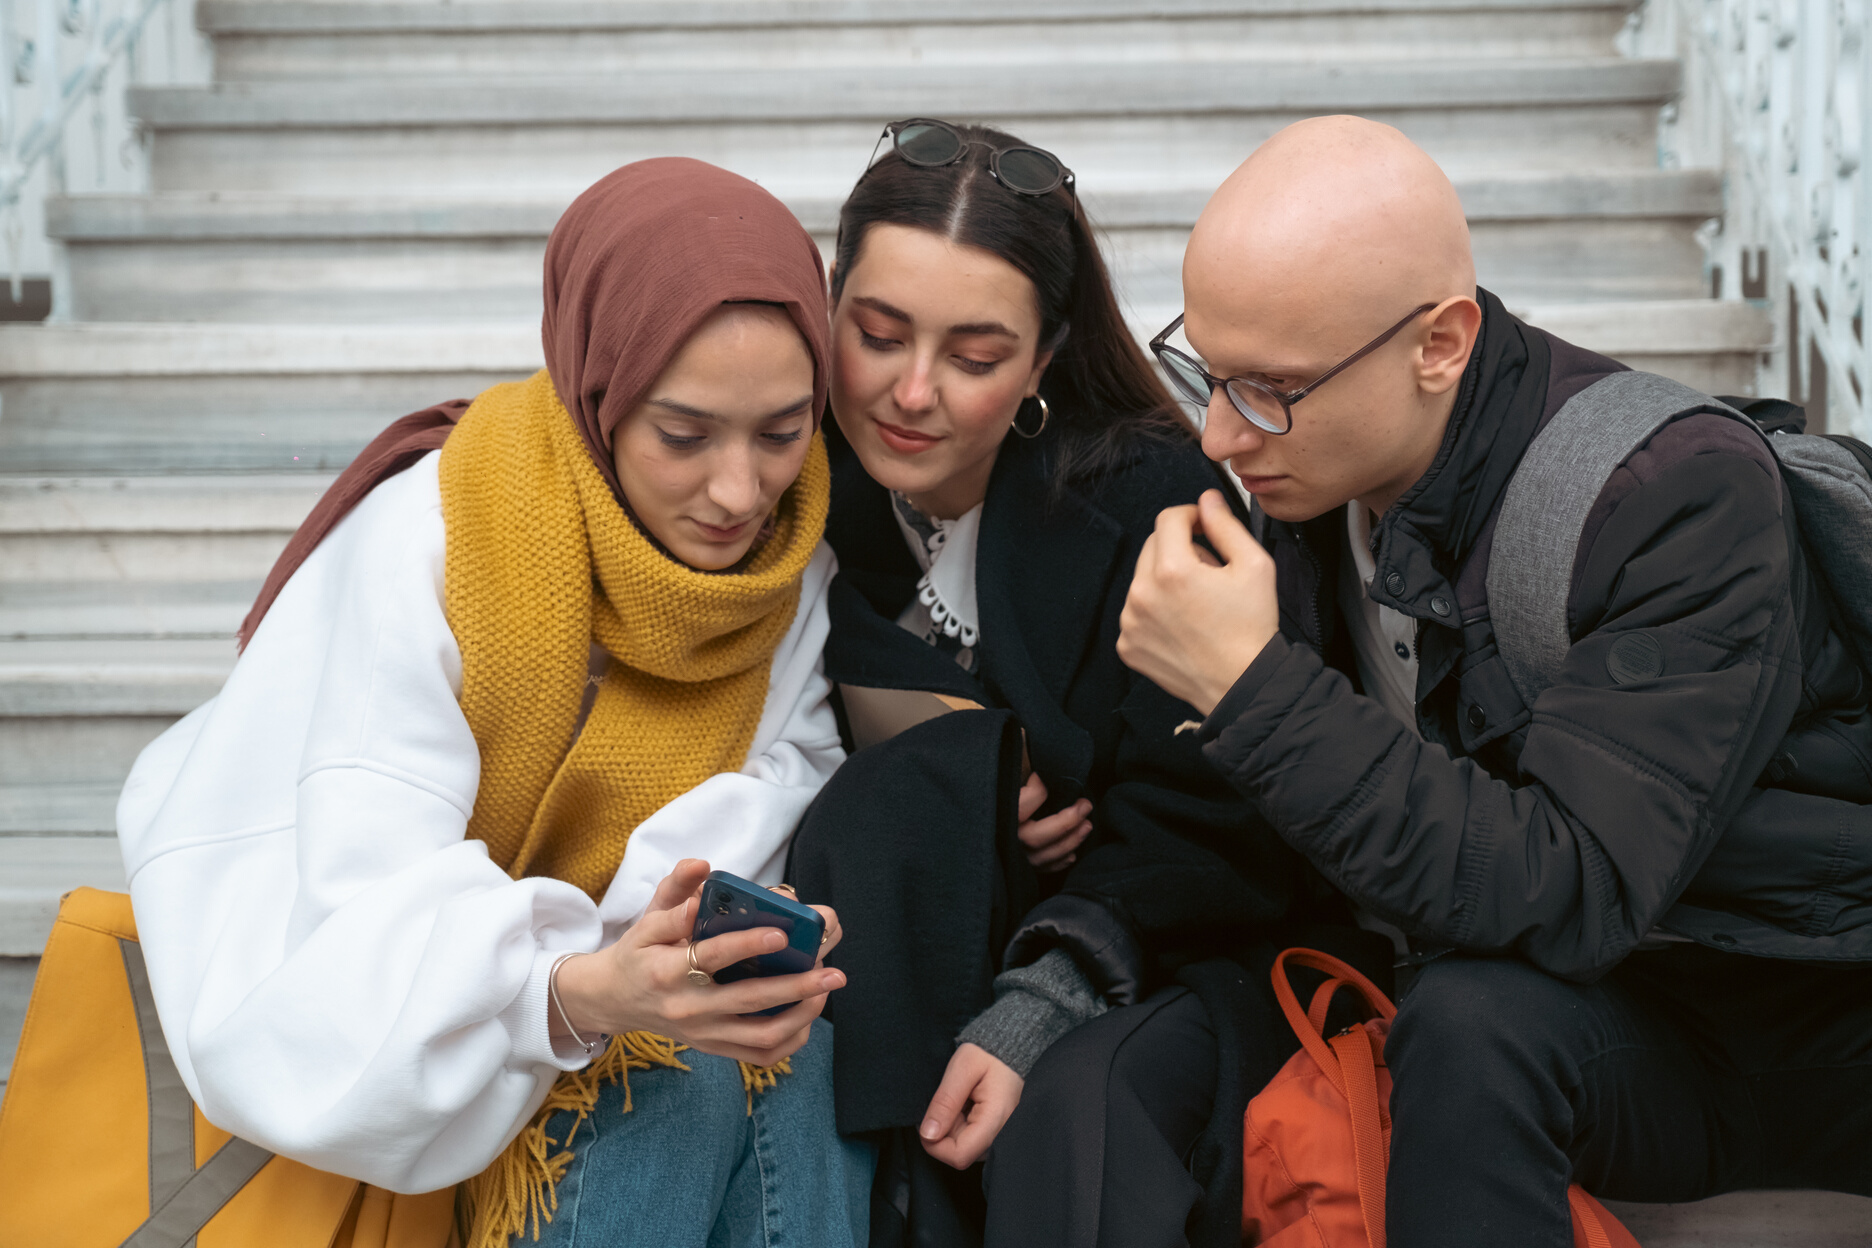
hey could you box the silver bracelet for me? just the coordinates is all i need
[548,952,600,1056]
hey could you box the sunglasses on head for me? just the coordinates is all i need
[866,117,1076,203]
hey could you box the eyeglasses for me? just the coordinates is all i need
[1150,304,1438,435]
[866,117,1076,202]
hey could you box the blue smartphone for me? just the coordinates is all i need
[689,870,826,1016]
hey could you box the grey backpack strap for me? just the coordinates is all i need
[117,937,278,1248]
[1487,371,1744,707]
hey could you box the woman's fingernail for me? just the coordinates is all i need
[762,930,785,950]
[920,1118,943,1141]
[823,970,846,989]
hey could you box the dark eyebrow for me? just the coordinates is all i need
[650,396,813,423]
[853,295,1020,342]
[948,320,1020,340]
[852,295,912,323]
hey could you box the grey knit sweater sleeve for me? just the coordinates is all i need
[955,947,1109,1079]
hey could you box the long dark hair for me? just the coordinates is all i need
[831,122,1191,492]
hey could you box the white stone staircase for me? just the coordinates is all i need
[0,0,1763,1050]
[6,4,1863,1238]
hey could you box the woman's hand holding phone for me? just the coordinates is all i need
[550,858,846,1067]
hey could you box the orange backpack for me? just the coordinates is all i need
[1241,948,1639,1248]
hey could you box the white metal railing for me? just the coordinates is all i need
[0,0,203,315]
[1630,0,1872,439]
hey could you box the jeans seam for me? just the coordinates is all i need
[751,1090,779,1247]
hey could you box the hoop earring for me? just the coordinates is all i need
[1012,394,1050,439]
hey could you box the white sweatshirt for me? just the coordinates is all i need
[116,452,843,1194]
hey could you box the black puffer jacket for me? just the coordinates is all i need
[1200,288,1872,981]
[807,413,1322,982]
[792,415,1376,1248]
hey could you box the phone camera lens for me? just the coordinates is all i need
[712,895,731,915]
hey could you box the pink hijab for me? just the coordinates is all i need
[238,158,830,648]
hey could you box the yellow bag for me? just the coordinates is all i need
[0,888,457,1248]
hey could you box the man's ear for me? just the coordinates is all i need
[1417,296,1481,396]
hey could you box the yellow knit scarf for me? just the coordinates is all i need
[435,369,829,1246]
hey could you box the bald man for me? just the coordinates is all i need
[1120,117,1872,1245]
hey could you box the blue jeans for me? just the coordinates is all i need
[532,1019,873,1248]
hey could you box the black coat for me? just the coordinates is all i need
[1200,288,1872,982]
[789,415,1384,1248]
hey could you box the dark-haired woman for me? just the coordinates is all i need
[787,121,1387,1248]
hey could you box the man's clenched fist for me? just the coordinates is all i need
[1117,489,1280,717]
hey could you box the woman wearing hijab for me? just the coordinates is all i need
[117,159,872,1248]
[787,121,1386,1247]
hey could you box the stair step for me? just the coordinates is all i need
[1508,298,1775,355]
[47,171,1723,323]
[0,475,326,583]
[0,321,538,376]
[0,581,260,640]
[1114,219,1710,321]
[0,477,315,638]
[198,0,1640,79]
[0,704,183,788]
[0,638,232,717]
[127,61,1682,129]
[1517,298,1774,397]
[0,837,127,957]
[198,0,1638,28]
[129,59,1678,197]
[0,323,533,474]
[0,474,328,534]
[0,639,223,806]
[199,0,1638,32]
[0,783,121,835]
[0,493,303,572]
[47,172,1725,241]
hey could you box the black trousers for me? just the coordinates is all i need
[1386,945,1872,1248]
[983,988,1219,1248]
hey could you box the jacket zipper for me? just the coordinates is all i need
[1296,526,1329,650]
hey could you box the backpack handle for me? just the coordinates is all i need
[1306,978,1345,1035]
[1270,949,1396,1248]
[1271,948,1396,1096]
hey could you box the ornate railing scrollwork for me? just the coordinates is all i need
[1633,0,1872,438]
[0,0,191,313]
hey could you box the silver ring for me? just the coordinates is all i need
[686,941,713,986]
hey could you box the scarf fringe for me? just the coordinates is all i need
[460,1031,792,1248]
